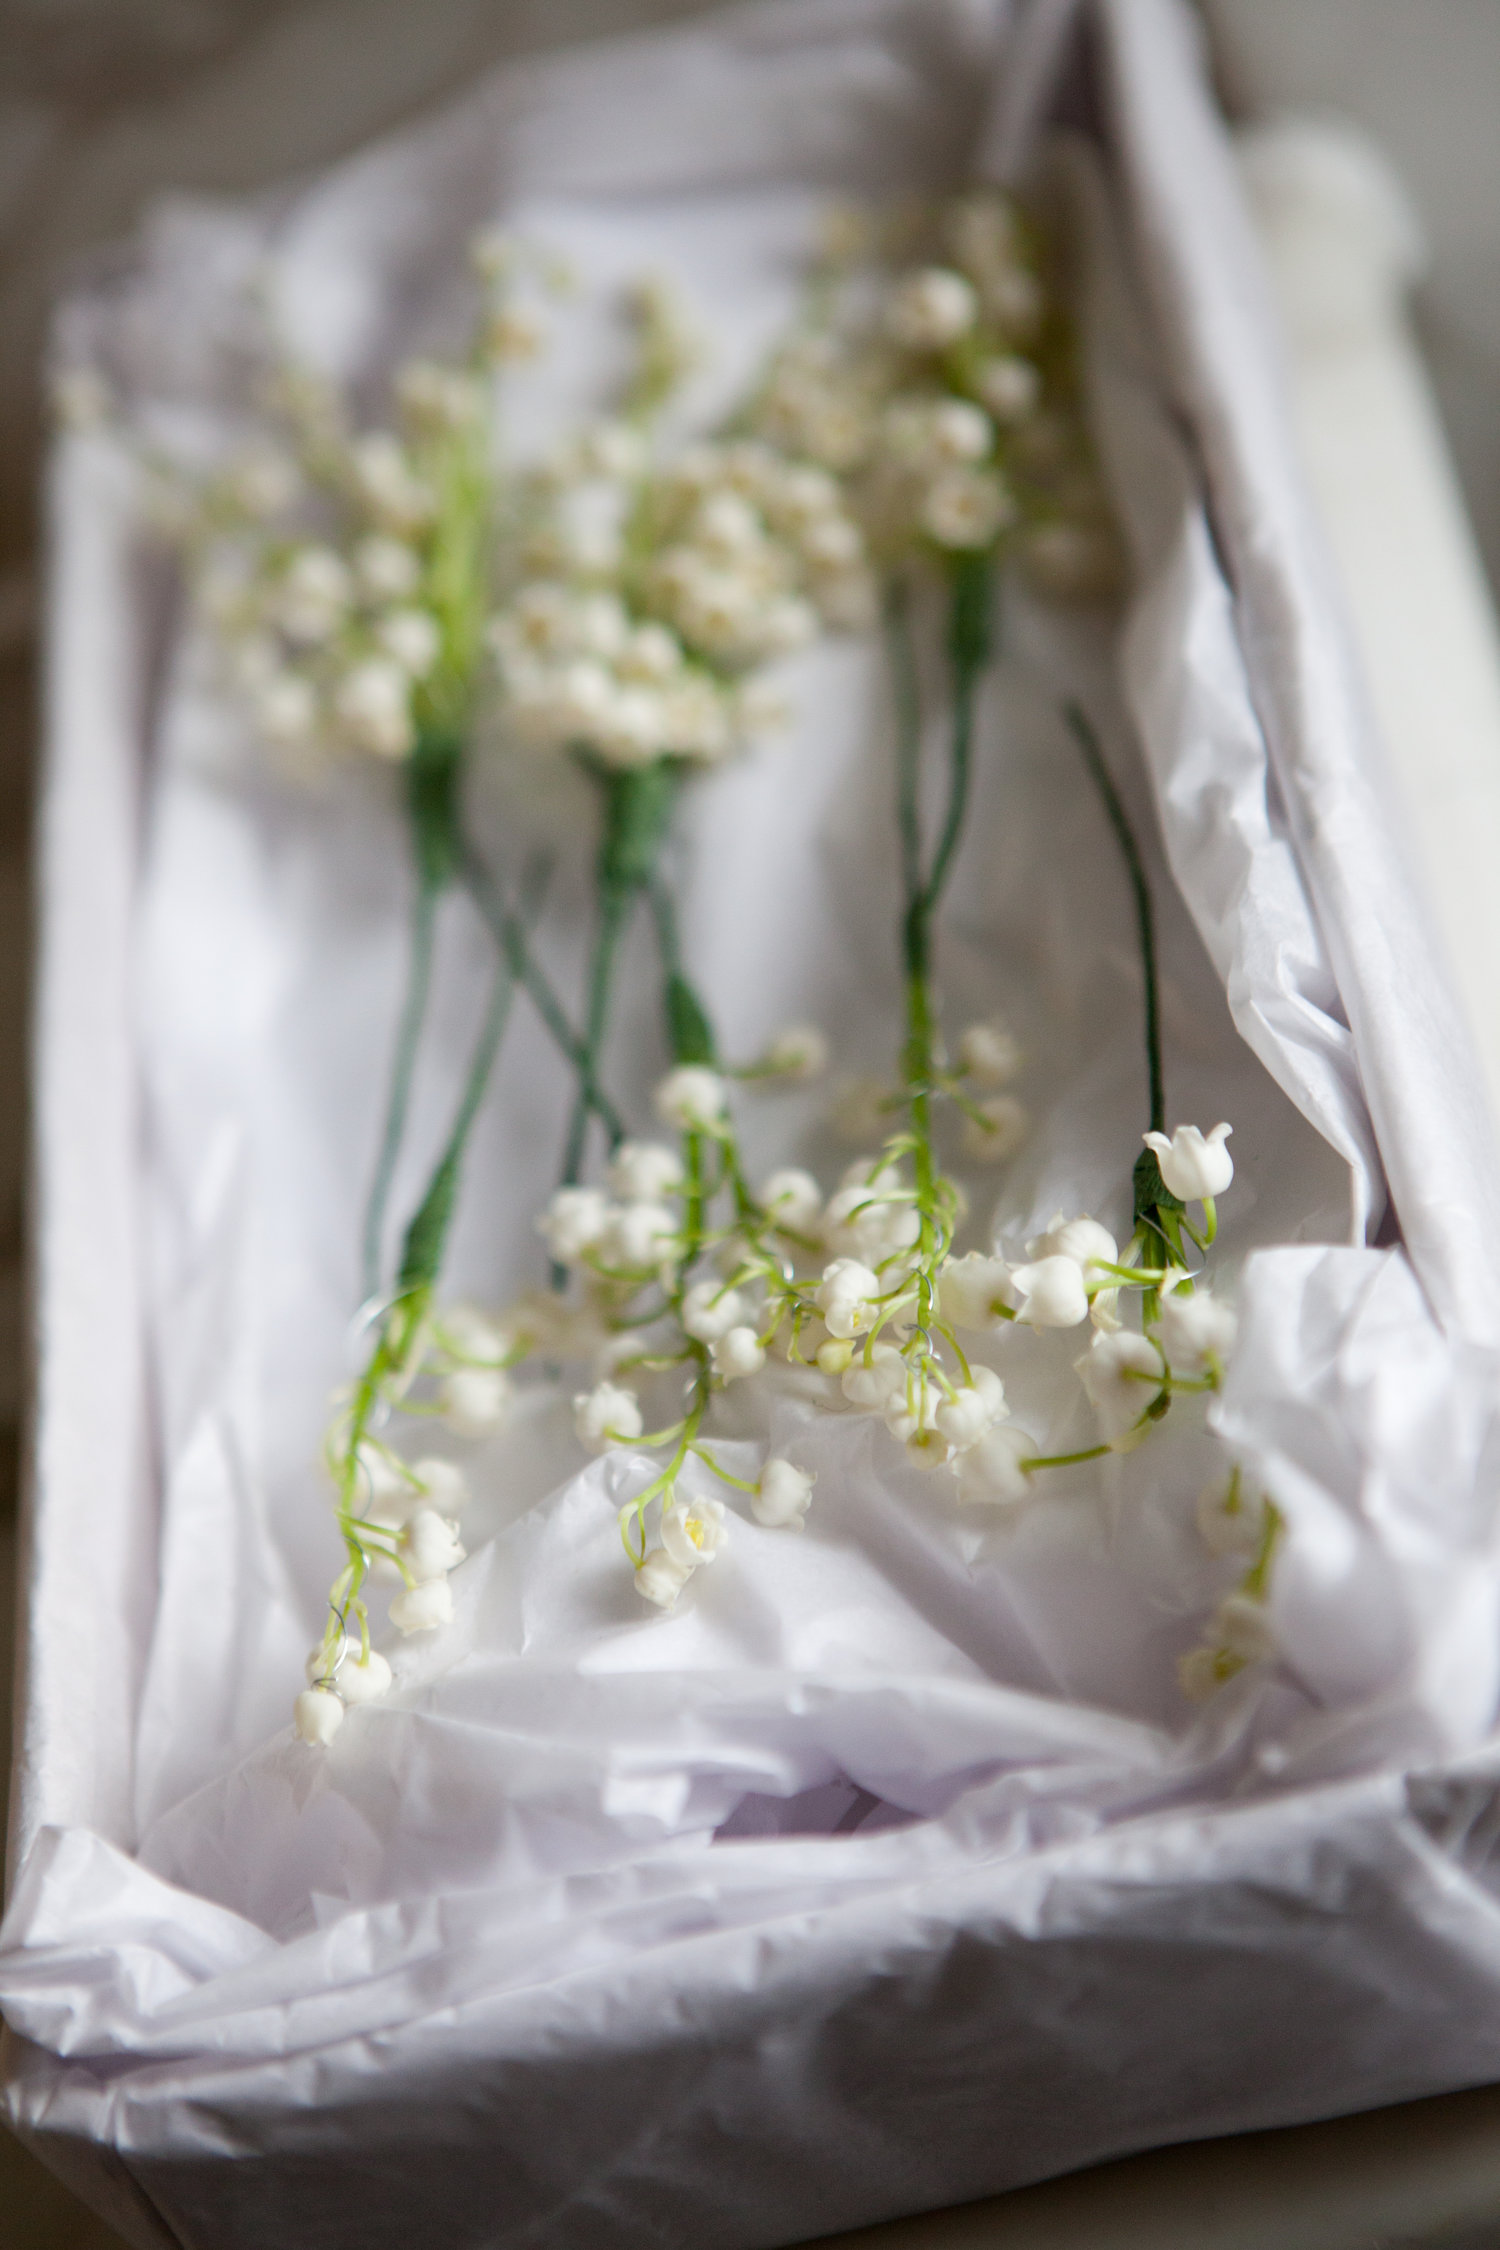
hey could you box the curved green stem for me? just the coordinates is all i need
[1064,699,1164,1136]
[362,874,439,1302]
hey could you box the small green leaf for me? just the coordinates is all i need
[1133,1146,1184,1230]
[665,973,716,1064]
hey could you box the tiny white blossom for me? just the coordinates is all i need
[389,1577,454,1634]
[440,1366,512,1437]
[1196,1477,1262,1558]
[958,1020,1023,1086]
[712,1326,765,1382]
[350,432,434,532]
[294,1686,345,1746]
[334,659,414,760]
[681,1280,748,1342]
[975,355,1041,423]
[1076,1329,1165,1445]
[1010,1255,1090,1330]
[1026,1216,1117,1290]
[661,1496,729,1569]
[227,447,299,517]
[401,1508,466,1583]
[921,469,1015,551]
[1143,1122,1234,1201]
[600,1200,678,1271]
[655,1065,728,1131]
[377,607,442,678]
[841,1341,908,1411]
[276,546,352,643]
[953,1423,1033,1506]
[815,1257,882,1339]
[938,1251,1016,1331]
[617,622,683,683]
[1157,1287,1238,1376]
[885,1381,951,1470]
[435,1304,510,1364]
[636,1546,691,1608]
[353,1442,412,1509]
[759,1167,822,1233]
[934,1365,1007,1449]
[538,1186,612,1261]
[760,1024,829,1080]
[337,1649,393,1705]
[961,1095,1028,1162]
[411,1457,469,1513]
[607,1141,685,1202]
[574,1381,644,1454]
[753,1457,815,1529]
[886,266,978,349]
[1214,1593,1276,1666]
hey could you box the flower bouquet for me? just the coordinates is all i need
[8,5,1500,2247]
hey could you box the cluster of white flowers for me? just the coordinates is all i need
[1177,1472,1281,1702]
[749,190,1121,592]
[491,431,873,771]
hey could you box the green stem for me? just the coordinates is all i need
[560,881,633,1190]
[396,929,521,1296]
[362,871,439,1303]
[1064,699,1164,1136]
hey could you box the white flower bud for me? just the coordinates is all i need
[752,1457,815,1529]
[276,545,352,643]
[958,1020,1022,1086]
[961,1095,1028,1163]
[636,1546,691,1608]
[1025,1216,1117,1290]
[377,607,441,678]
[841,1341,907,1412]
[389,1577,454,1634]
[928,399,993,462]
[886,265,978,348]
[353,1441,412,1509]
[921,469,1015,551]
[661,1496,728,1569]
[607,1141,685,1203]
[573,1382,643,1454]
[1157,1287,1238,1376]
[401,1508,466,1583]
[1142,1123,1234,1201]
[601,1200,678,1270]
[354,534,421,602]
[435,1304,510,1364]
[1011,1256,1090,1330]
[654,1065,728,1131]
[617,622,683,683]
[711,1325,765,1381]
[294,1686,345,1746]
[953,1422,1033,1506]
[681,1280,748,1342]
[334,659,414,760]
[350,432,434,531]
[975,355,1041,423]
[760,1167,823,1233]
[440,1367,511,1438]
[410,1457,469,1515]
[1214,1593,1276,1666]
[1076,1329,1165,1445]
[938,1252,1016,1331]
[339,1648,393,1704]
[815,1257,881,1339]
[760,1024,829,1080]
[934,1365,1007,1449]
[538,1186,612,1261]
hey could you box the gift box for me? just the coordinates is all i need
[8,3,1500,2246]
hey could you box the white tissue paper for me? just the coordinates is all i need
[9,2,1500,2246]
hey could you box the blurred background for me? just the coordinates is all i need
[5,3,1500,2244]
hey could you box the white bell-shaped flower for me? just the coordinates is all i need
[660,1496,729,1570]
[1025,1216,1118,1289]
[958,1020,1022,1086]
[537,1185,611,1262]
[681,1280,748,1343]
[752,1457,815,1530]
[436,1303,510,1365]
[573,1381,644,1454]
[654,1065,729,1131]
[1011,1255,1090,1330]
[760,1167,823,1233]
[815,1257,882,1339]
[409,1458,469,1515]
[1142,1122,1234,1201]
[938,1251,1016,1331]
[635,1546,691,1608]
[600,1200,677,1271]
[1157,1286,1238,1376]
[389,1577,454,1634]
[953,1423,1033,1506]
[1076,1329,1165,1444]
[377,607,441,679]
[334,658,414,760]
[841,1342,907,1412]
[294,1686,345,1746]
[440,1366,511,1438]
[337,1649,393,1705]
[354,534,420,602]
[607,1141,685,1202]
[760,1024,829,1080]
[886,266,978,349]
[401,1508,466,1584]
[961,1094,1028,1163]
[934,1365,1006,1449]
[711,1326,765,1382]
